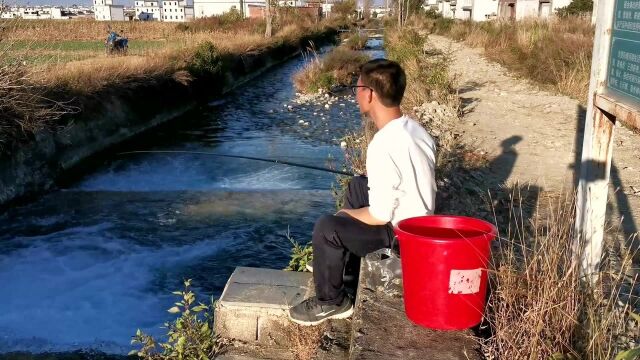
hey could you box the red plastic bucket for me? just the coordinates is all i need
[394,215,496,330]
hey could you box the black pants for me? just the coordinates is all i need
[313,176,394,305]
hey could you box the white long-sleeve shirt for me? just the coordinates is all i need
[366,115,437,225]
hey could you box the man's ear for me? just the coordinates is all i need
[367,90,374,104]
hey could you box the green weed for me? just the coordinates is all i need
[130,279,226,360]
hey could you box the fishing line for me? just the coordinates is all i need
[118,150,356,177]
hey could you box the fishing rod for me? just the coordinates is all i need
[118,150,356,177]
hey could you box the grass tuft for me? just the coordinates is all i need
[293,44,369,94]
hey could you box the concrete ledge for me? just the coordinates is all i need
[214,267,313,346]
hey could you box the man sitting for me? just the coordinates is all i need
[288,59,437,326]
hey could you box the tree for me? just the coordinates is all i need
[363,0,371,20]
[332,0,356,19]
[265,0,272,37]
[395,0,422,27]
[556,0,593,17]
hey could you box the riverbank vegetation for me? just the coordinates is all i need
[0,15,345,153]
[342,31,368,50]
[293,41,369,94]
[424,16,593,102]
[131,279,227,360]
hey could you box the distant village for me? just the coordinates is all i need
[0,0,574,23]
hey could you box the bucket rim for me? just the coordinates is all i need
[394,215,497,244]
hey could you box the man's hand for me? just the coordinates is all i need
[337,207,388,226]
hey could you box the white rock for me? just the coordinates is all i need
[340,141,347,148]
[298,120,305,124]
[325,104,330,109]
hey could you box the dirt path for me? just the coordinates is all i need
[428,35,640,243]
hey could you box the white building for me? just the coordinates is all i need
[193,0,265,18]
[448,0,498,21]
[497,0,571,20]
[1,5,73,19]
[135,0,161,20]
[94,0,125,20]
[432,0,570,21]
[161,0,194,21]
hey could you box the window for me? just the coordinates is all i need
[164,14,166,18]
[180,8,182,12]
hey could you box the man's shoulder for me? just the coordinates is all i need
[396,116,435,145]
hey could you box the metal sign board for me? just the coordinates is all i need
[607,0,640,104]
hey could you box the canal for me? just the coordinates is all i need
[0,40,383,355]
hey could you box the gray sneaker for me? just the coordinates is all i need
[288,296,353,326]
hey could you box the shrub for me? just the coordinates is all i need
[384,27,423,64]
[284,229,313,272]
[386,27,459,110]
[557,0,594,17]
[332,0,356,19]
[188,41,224,78]
[130,279,226,360]
[344,32,368,50]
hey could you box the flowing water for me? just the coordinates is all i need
[0,41,384,355]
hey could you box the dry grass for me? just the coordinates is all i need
[342,31,368,50]
[480,189,638,359]
[430,17,593,102]
[28,22,331,94]
[293,44,370,94]
[0,33,76,152]
[2,18,180,41]
[286,323,328,360]
[385,26,460,112]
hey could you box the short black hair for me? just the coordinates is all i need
[359,59,406,107]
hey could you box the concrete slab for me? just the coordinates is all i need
[226,266,313,287]
[214,267,314,346]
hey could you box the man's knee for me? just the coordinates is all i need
[312,215,339,245]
